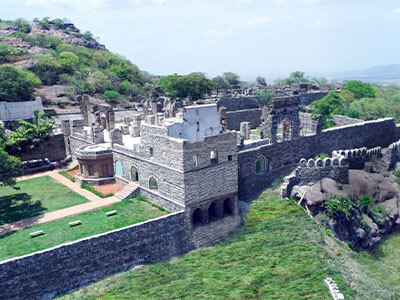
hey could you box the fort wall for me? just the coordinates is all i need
[0,212,188,300]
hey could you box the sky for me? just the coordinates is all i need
[1,0,400,80]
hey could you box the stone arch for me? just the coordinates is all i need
[192,208,203,228]
[131,166,139,182]
[208,202,219,222]
[223,198,233,216]
[115,160,123,177]
[255,155,267,174]
[149,176,158,191]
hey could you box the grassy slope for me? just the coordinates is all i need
[0,176,88,225]
[61,177,400,300]
[0,198,168,261]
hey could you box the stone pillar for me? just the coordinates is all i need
[110,129,123,145]
[240,122,251,140]
[91,126,104,143]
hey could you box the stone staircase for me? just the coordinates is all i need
[115,182,140,200]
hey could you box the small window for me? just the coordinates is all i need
[208,202,219,222]
[149,147,154,157]
[255,156,266,174]
[193,154,198,166]
[210,150,218,164]
[223,198,233,216]
[149,176,158,191]
[131,166,139,182]
[228,155,232,161]
[115,160,123,177]
[192,208,202,227]
[195,109,200,116]
[196,121,200,132]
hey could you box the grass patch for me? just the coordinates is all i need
[250,128,260,135]
[0,176,87,225]
[0,198,168,261]
[81,183,114,198]
[59,170,75,182]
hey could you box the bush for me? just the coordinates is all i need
[369,203,386,224]
[322,196,356,220]
[104,90,120,101]
[0,65,41,102]
[59,51,79,73]
[325,229,333,237]
[0,43,27,63]
[13,19,31,33]
[30,54,60,85]
[59,170,75,182]
[342,80,376,99]
[359,195,372,213]
[314,153,329,160]
[393,168,400,183]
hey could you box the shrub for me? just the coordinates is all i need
[322,196,356,220]
[369,203,386,224]
[0,43,27,63]
[59,170,75,182]
[104,90,120,101]
[59,51,79,73]
[392,168,400,183]
[325,229,333,237]
[314,153,329,160]
[0,65,41,102]
[30,54,60,85]
[359,194,372,213]
[347,241,355,250]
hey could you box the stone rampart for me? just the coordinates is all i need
[0,212,188,300]
[384,139,400,170]
[0,98,44,121]
[238,118,396,199]
[299,92,329,106]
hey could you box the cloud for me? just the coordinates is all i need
[204,29,235,38]
[247,16,269,26]
[284,16,294,22]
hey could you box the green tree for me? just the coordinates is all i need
[342,81,375,99]
[104,90,120,102]
[0,146,23,187]
[255,89,274,106]
[30,54,60,85]
[223,72,240,87]
[0,65,41,102]
[59,51,79,73]
[161,73,214,100]
[6,111,55,154]
[256,76,267,86]
[87,71,111,93]
[212,76,229,98]
[0,43,27,63]
[349,98,387,120]
[275,71,310,86]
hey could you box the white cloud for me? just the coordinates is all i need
[284,16,294,22]
[247,16,269,26]
[204,29,235,38]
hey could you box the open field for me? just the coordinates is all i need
[0,198,168,261]
[0,176,88,225]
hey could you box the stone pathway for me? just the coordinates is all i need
[0,171,120,236]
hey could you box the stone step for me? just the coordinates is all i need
[115,183,139,200]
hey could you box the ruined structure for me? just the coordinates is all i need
[260,96,301,143]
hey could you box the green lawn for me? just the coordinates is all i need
[0,198,168,261]
[0,176,88,225]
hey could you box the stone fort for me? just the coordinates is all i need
[2,93,400,299]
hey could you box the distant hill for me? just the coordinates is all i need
[335,64,400,84]
[0,18,153,112]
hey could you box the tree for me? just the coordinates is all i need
[30,54,61,85]
[87,71,111,93]
[256,76,267,86]
[160,73,214,100]
[104,90,120,102]
[342,80,375,99]
[6,111,55,154]
[255,89,274,106]
[349,98,387,120]
[59,51,79,73]
[0,147,23,187]
[0,65,41,102]
[223,72,240,87]
[275,71,310,86]
[212,76,229,97]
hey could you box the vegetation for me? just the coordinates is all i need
[0,65,41,102]
[321,196,356,220]
[314,153,329,160]
[0,43,27,63]
[255,88,274,106]
[58,167,77,182]
[0,198,168,261]
[359,194,372,213]
[4,110,55,154]
[392,167,400,183]
[275,71,310,86]
[0,176,87,225]
[160,73,214,100]
[0,146,23,187]
[80,183,114,198]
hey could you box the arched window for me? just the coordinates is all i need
[149,176,158,191]
[208,202,219,222]
[255,156,266,174]
[223,198,233,216]
[131,166,138,182]
[115,160,123,177]
[192,208,202,227]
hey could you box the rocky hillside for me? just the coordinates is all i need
[290,159,400,250]
[0,18,152,112]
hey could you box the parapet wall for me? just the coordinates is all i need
[0,212,188,300]
[299,91,329,106]
[238,118,396,199]
[0,98,44,121]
